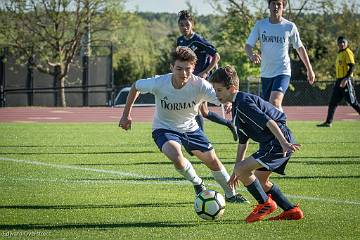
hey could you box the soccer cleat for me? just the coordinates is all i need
[193,181,206,196]
[227,123,238,141]
[317,122,332,127]
[245,196,277,223]
[225,193,250,204]
[268,204,304,221]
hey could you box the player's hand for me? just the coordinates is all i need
[340,78,348,88]
[228,173,240,189]
[198,71,208,79]
[119,115,132,130]
[223,102,232,114]
[307,69,315,85]
[281,142,301,157]
[248,53,261,64]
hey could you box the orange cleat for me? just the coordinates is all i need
[245,196,277,223]
[268,204,304,221]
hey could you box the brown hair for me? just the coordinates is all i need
[170,46,198,65]
[209,65,239,89]
[267,0,287,7]
[178,10,195,24]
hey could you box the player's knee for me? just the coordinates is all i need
[260,181,272,192]
[235,162,252,177]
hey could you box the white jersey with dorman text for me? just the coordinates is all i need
[135,73,220,133]
[246,18,303,78]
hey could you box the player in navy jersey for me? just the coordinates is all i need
[177,10,237,141]
[209,66,304,223]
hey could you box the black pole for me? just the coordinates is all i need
[27,56,34,106]
[82,54,89,106]
[109,43,114,107]
[0,48,6,107]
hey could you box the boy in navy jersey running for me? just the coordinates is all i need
[177,10,237,141]
[119,47,248,203]
[209,66,304,223]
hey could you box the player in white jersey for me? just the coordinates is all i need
[245,0,315,112]
[119,46,248,203]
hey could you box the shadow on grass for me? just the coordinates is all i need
[0,202,193,210]
[0,150,158,155]
[0,143,154,148]
[0,221,197,230]
[218,157,360,166]
[271,175,360,179]
[71,174,360,183]
[0,218,246,231]
[70,156,360,167]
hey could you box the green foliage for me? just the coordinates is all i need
[2,0,360,91]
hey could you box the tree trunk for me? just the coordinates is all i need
[54,65,66,107]
[59,76,66,107]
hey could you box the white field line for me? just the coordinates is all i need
[1,157,360,206]
[0,157,150,179]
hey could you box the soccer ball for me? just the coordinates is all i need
[194,190,225,220]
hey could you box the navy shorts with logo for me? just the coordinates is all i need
[252,125,295,175]
[261,74,291,101]
[152,128,213,156]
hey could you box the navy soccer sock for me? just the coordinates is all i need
[195,114,204,131]
[266,184,295,211]
[246,178,268,204]
[206,111,231,126]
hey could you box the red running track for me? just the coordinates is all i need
[0,106,358,123]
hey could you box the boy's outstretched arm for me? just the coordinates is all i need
[119,83,140,130]
[228,141,249,189]
[266,120,301,156]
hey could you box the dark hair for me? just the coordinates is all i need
[267,0,287,7]
[178,10,195,24]
[170,46,198,65]
[209,65,239,89]
[337,36,347,42]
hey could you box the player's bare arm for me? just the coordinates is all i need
[245,44,261,64]
[199,52,220,79]
[340,63,355,88]
[228,142,249,189]
[296,46,315,85]
[119,83,140,130]
[266,120,301,156]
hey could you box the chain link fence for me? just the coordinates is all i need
[243,79,360,106]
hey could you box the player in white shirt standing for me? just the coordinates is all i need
[119,46,249,203]
[245,0,315,112]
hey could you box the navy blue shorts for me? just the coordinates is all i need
[152,128,213,156]
[261,75,290,101]
[252,125,295,175]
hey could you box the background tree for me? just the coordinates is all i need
[0,0,125,107]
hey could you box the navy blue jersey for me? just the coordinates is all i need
[232,91,287,144]
[177,33,217,75]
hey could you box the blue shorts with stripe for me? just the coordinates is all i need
[261,74,290,101]
[253,125,295,175]
[152,128,213,156]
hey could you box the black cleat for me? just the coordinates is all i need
[193,181,206,196]
[227,123,238,141]
[317,122,332,127]
[225,193,250,204]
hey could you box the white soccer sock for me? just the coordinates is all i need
[176,160,202,185]
[212,168,236,198]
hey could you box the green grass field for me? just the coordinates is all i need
[0,121,359,239]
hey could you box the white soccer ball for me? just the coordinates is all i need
[194,190,225,220]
